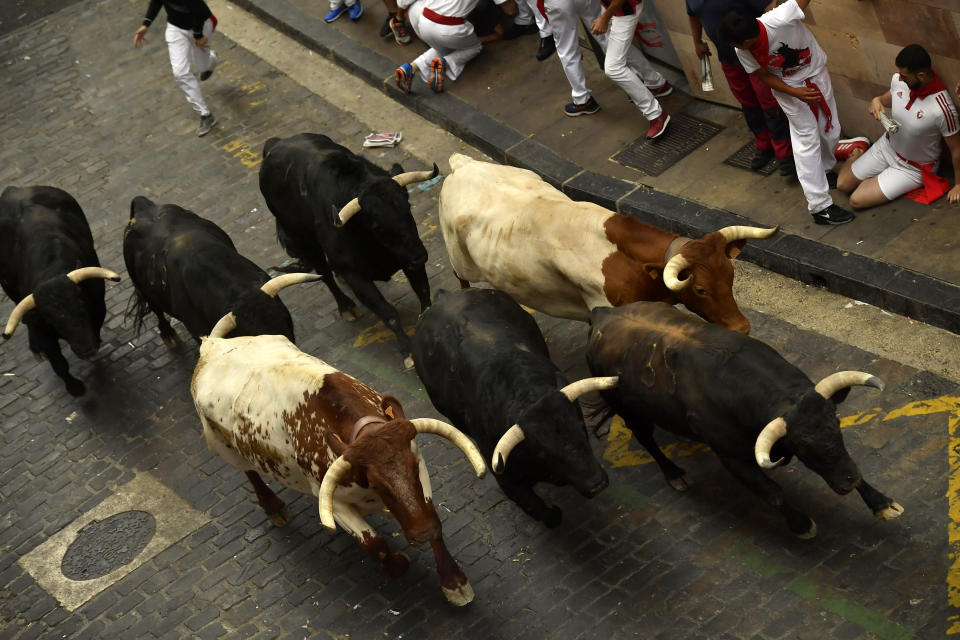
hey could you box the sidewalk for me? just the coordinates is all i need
[233,0,960,333]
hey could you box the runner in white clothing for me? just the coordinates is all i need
[836,45,960,208]
[395,0,517,93]
[721,0,853,225]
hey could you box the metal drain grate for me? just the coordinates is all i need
[611,113,724,177]
[723,141,777,175]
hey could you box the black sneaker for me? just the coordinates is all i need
[825,170,838,189]
[379,15,393,37]
[197,113,216,137]
[536,35,556,61]
[812,204,854,225]
[777,156,795,176]
[564,96,600,117]
[750,147,774,171]
[502,22,538,40]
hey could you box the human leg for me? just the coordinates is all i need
[604,13,660,120]
[544,0,591,105]
[749,72,791,160]
[165,22,210,116]
[776,90,832,213]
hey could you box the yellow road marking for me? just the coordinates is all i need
[221,140,261,168]
[353,322,415,348]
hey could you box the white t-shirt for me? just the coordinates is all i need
[887,73,960,166]
[736,0,826,86]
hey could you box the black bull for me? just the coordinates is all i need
[0,186,119,396]
[413,288,616,527]
[259,133,438,368]
[586,302,903,538]
[123,196,316,345]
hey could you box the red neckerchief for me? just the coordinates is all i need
[748,21,771,68]
[803,79,833,132]
[904,72,946,111]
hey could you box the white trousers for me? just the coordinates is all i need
[605,11,660,119]
[773,68,840,212]
[165,19,217,117]
[544,0,664,105]
[407,2,482,82]
[516,0,550,37]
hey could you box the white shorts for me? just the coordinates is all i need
[851,135,924,200]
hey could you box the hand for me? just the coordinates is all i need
[869,96,886,121]
[502,0,518,15]
[792,86,820,103]
[949,184,960,205]
[134,25,148,48]
[694,40,710,59]
[591,16,609,35]
[195,36,208,50]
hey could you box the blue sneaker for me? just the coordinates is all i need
[348,0,363,20]
[324,4,348,22]
[395,63,414,94]
[429,57,446,93]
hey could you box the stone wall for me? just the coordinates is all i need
[649,0,960,139]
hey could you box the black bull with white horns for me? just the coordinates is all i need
[586,301,903,538]
[0,186,120,396]
[413,288,618,527]
[259,133,439,368]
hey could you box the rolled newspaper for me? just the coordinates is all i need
[700,55,714,92]
[879,111,900,135]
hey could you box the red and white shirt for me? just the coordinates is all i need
[888,74,960,166]
[736,0,826,86]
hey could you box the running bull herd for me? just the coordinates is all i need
[0,134,903,605]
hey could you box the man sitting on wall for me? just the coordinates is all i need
[836,44,960,208]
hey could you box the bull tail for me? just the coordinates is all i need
[448,153,474,174]
[123,285,152,338]
[582,396,617,436]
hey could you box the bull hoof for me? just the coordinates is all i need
[381,552,410,578]
[442,580,475,606]
[668,475,692,492]
[403,355,415,370]
[792,520,817,540]
[33,352,46,362]
[65,378,86,397]
[342,308,359,323]
[267,504,292,527]
[161,333,180,349]
[875,502,904,520]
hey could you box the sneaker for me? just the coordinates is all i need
[395,62,414,94]
[324,4,348,22]
[196,113,216,137]
[379,15,393,37]
[502,22,538,40]
[811,204,855,225]
[348,0,363,20]
[825,170,838,189]
[777,156,795,176]
[649,81,673,98]
[645,113,670,139]
[429,57,446,93]
[751,147,774,170]
[834,136,869,161]
[564,96,600,117]
[390,17,411,45]
[536,35,556,61]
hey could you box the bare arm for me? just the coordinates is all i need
[688,14,709,58]
[868,90,892,120]
[794,0,812,11]
[592,0,625,34]
[944,132,960,204]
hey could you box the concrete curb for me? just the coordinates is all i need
[230,0,960,335]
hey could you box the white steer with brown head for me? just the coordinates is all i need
[190,313,486,605]
[438,153,777,334]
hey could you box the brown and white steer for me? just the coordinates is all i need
[438,153,777,333]
[191,313,487,605]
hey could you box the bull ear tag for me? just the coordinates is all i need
[641,264,661,280]
[385,406,396,419]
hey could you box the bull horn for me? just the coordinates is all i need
[319,456,352,531]
[754,417,788,469]
[717,225,778,244]
[335,199,361,227]
[410,418,486,478]
[209,312,237,339]
[2,294,36,339]
[492,424,525,474]
[260,272,321,298]
[662,253,693,291]
[66,267,122,283]
[560,376,619,402]
[392,163,440,188]
[814,371,885,399]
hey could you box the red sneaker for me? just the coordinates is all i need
[834,137,869,161]
[646,113,671,140]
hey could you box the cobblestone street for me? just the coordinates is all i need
[0,1,957,638]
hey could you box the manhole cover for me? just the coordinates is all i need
[723,141,777,175]
[61,510,156,581]
[611,113,724,177]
